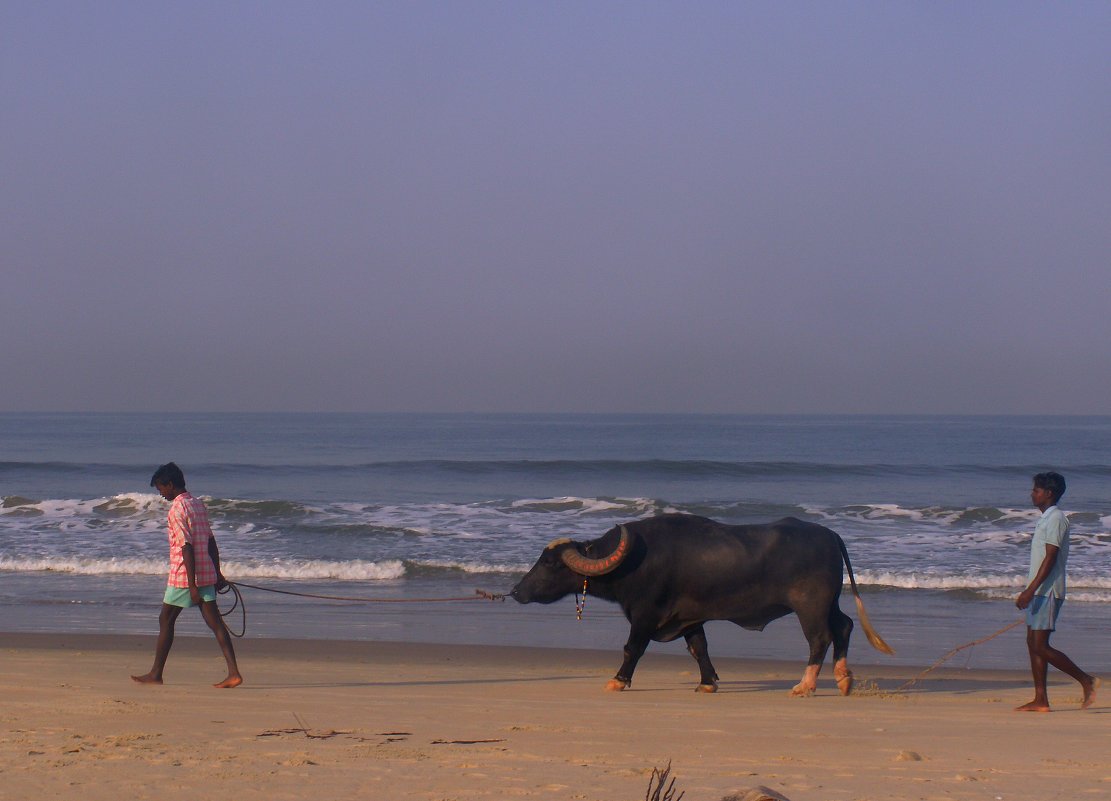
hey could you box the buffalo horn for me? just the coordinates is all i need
[559,525,631,576]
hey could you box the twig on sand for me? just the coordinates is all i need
[430,738,507,745]
[256,727,350,739]
[292,711,312,738]
[645,761,684,801]
[258,712,350,739]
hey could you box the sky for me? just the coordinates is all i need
[2,2,1109,414]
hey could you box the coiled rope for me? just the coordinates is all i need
[216,581,506,638]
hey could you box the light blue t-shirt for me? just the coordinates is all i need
[1028,505,1069,598]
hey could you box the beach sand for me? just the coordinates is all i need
[1,632,1107,801]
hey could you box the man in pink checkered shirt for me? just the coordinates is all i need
[131,462,243,688]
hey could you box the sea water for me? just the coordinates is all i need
[2,413,1109,670]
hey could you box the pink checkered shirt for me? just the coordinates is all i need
[166,492,219,589]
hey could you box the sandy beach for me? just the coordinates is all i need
[1,632,1107,801]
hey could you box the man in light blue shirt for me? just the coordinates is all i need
[1014,472,1098,712]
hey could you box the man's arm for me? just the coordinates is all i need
[208,536,227,590]
[182,542,201,605]
[1016,544,1059,609]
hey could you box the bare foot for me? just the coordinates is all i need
[1014,700,1051,712]
[604,678,629,692]
[1081,676,1100,710]
[130,673,163,685]
[214,675,243,688]
[694,682,718,693]
[789,682,815,697]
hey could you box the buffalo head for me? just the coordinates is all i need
[510,525,631,604]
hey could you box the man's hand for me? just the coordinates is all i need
[1019,547,1058,611]
[189,586,202,605]
[215,573,229,591]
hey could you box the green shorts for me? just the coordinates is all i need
[163,585,217,607]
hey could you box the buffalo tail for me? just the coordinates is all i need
[852,593,895,655]
[839,536,896,655]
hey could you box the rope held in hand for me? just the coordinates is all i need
[215,580,506,638]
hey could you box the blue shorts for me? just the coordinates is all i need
[1026,595,1063,631]
[163,585,217,608]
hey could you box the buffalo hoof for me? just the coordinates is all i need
[604,678,630,692]
[788,683,815,698]
[836,671,854,696]
[695,682,718,693]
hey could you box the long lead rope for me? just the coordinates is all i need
[215,581,1025,691]
[216,580,506,638]
[894,619,1025,692]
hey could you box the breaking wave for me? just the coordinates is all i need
[0,556,406,581]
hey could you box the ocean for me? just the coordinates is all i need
[3,413,1110,672]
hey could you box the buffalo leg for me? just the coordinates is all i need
[609,627,652,691]
[684,625,719,693]
[790,608,833,697]
[829,606,855,695]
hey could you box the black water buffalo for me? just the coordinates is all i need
[510,513,893,695]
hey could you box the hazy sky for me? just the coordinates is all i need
[3,2,1109,414]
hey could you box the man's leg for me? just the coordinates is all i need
[1033,629,1097,708]
[131,603,183,684]
[199,600,243,688]
[1017,629,1097,711]
[1015,627,1051,711]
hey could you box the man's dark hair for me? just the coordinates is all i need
[150,462,186,489]
[1033,471,1066,503]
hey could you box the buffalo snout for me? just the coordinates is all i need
[509,572,565,604]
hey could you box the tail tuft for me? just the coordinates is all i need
[854,595,895,655]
